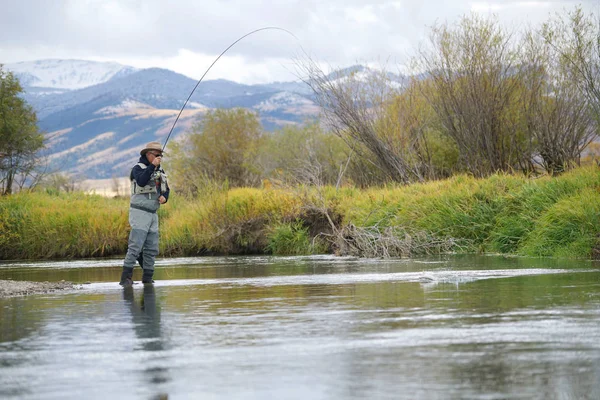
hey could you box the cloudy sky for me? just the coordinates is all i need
[1,0,598,84]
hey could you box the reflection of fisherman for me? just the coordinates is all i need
[122,285,170,391]
[122,285,164,351]
[119,141,170,286]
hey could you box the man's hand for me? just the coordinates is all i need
[158,196,167,204]
[152,156,161,167]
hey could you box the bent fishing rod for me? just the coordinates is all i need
[161,26,298,153]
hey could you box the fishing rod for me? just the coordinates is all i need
[161,26,298,152]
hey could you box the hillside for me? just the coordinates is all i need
[5,60,322,179]
[6,60,407,179]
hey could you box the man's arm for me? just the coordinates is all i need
[132,164,155,187]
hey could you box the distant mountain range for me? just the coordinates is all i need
[4,59,403,180]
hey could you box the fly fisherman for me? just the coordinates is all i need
[119,141,170,286]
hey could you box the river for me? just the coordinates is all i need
[1,254,599,399]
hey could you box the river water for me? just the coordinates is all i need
[1,254,599,400]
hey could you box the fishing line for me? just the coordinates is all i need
[161,26,298,152]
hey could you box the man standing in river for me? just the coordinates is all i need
[119,141,170,286]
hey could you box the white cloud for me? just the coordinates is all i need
[471,2,504,12]
[1,0,598,83]
[471,1,556,12]
[345,6,379,24]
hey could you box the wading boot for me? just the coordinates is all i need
[142,269,155,284]
[119,267,134,286]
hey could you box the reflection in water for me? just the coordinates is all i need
[123,285,170,387]
[0,298,42,344]
[0,255,599,399]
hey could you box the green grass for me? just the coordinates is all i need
[0,191,129,259]
[2,166,599,259]
[266,220,327,255]
[519,188,600,257]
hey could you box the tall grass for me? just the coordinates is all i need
[0,191,129,259]
[160,187,302,255]
[1,166,599,259]
[265,220,328,255]
[333,167,600,257]
[519,188,600,257]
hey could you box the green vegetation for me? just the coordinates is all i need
[265,220,328,256]
[0,191,129,259]
[168,108,265,195]
[0,65,45,195]
[1,166,599,260]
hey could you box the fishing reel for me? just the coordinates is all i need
[152,170,162,181]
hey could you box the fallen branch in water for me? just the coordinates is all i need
[332,224,466,258]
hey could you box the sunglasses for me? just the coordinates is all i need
[147,152,163,157]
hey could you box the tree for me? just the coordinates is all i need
[297,62,428,185]
[385,78,459,180]
[415,14,532,176]
[259,123,353,187]
[0,65,44,195]
[542,7,600,119]
[522,23,597,173]
[167,108,263,195]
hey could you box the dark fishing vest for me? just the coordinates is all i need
[130,163,168,197]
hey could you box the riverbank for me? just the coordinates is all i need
[1,166,599,260]
[0,280,78,298]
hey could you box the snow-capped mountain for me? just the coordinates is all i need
[3,59,406,179]
[5,59,137,90]
[3,59,322,179]
[326,65,407,88]
[254,91,318,113]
